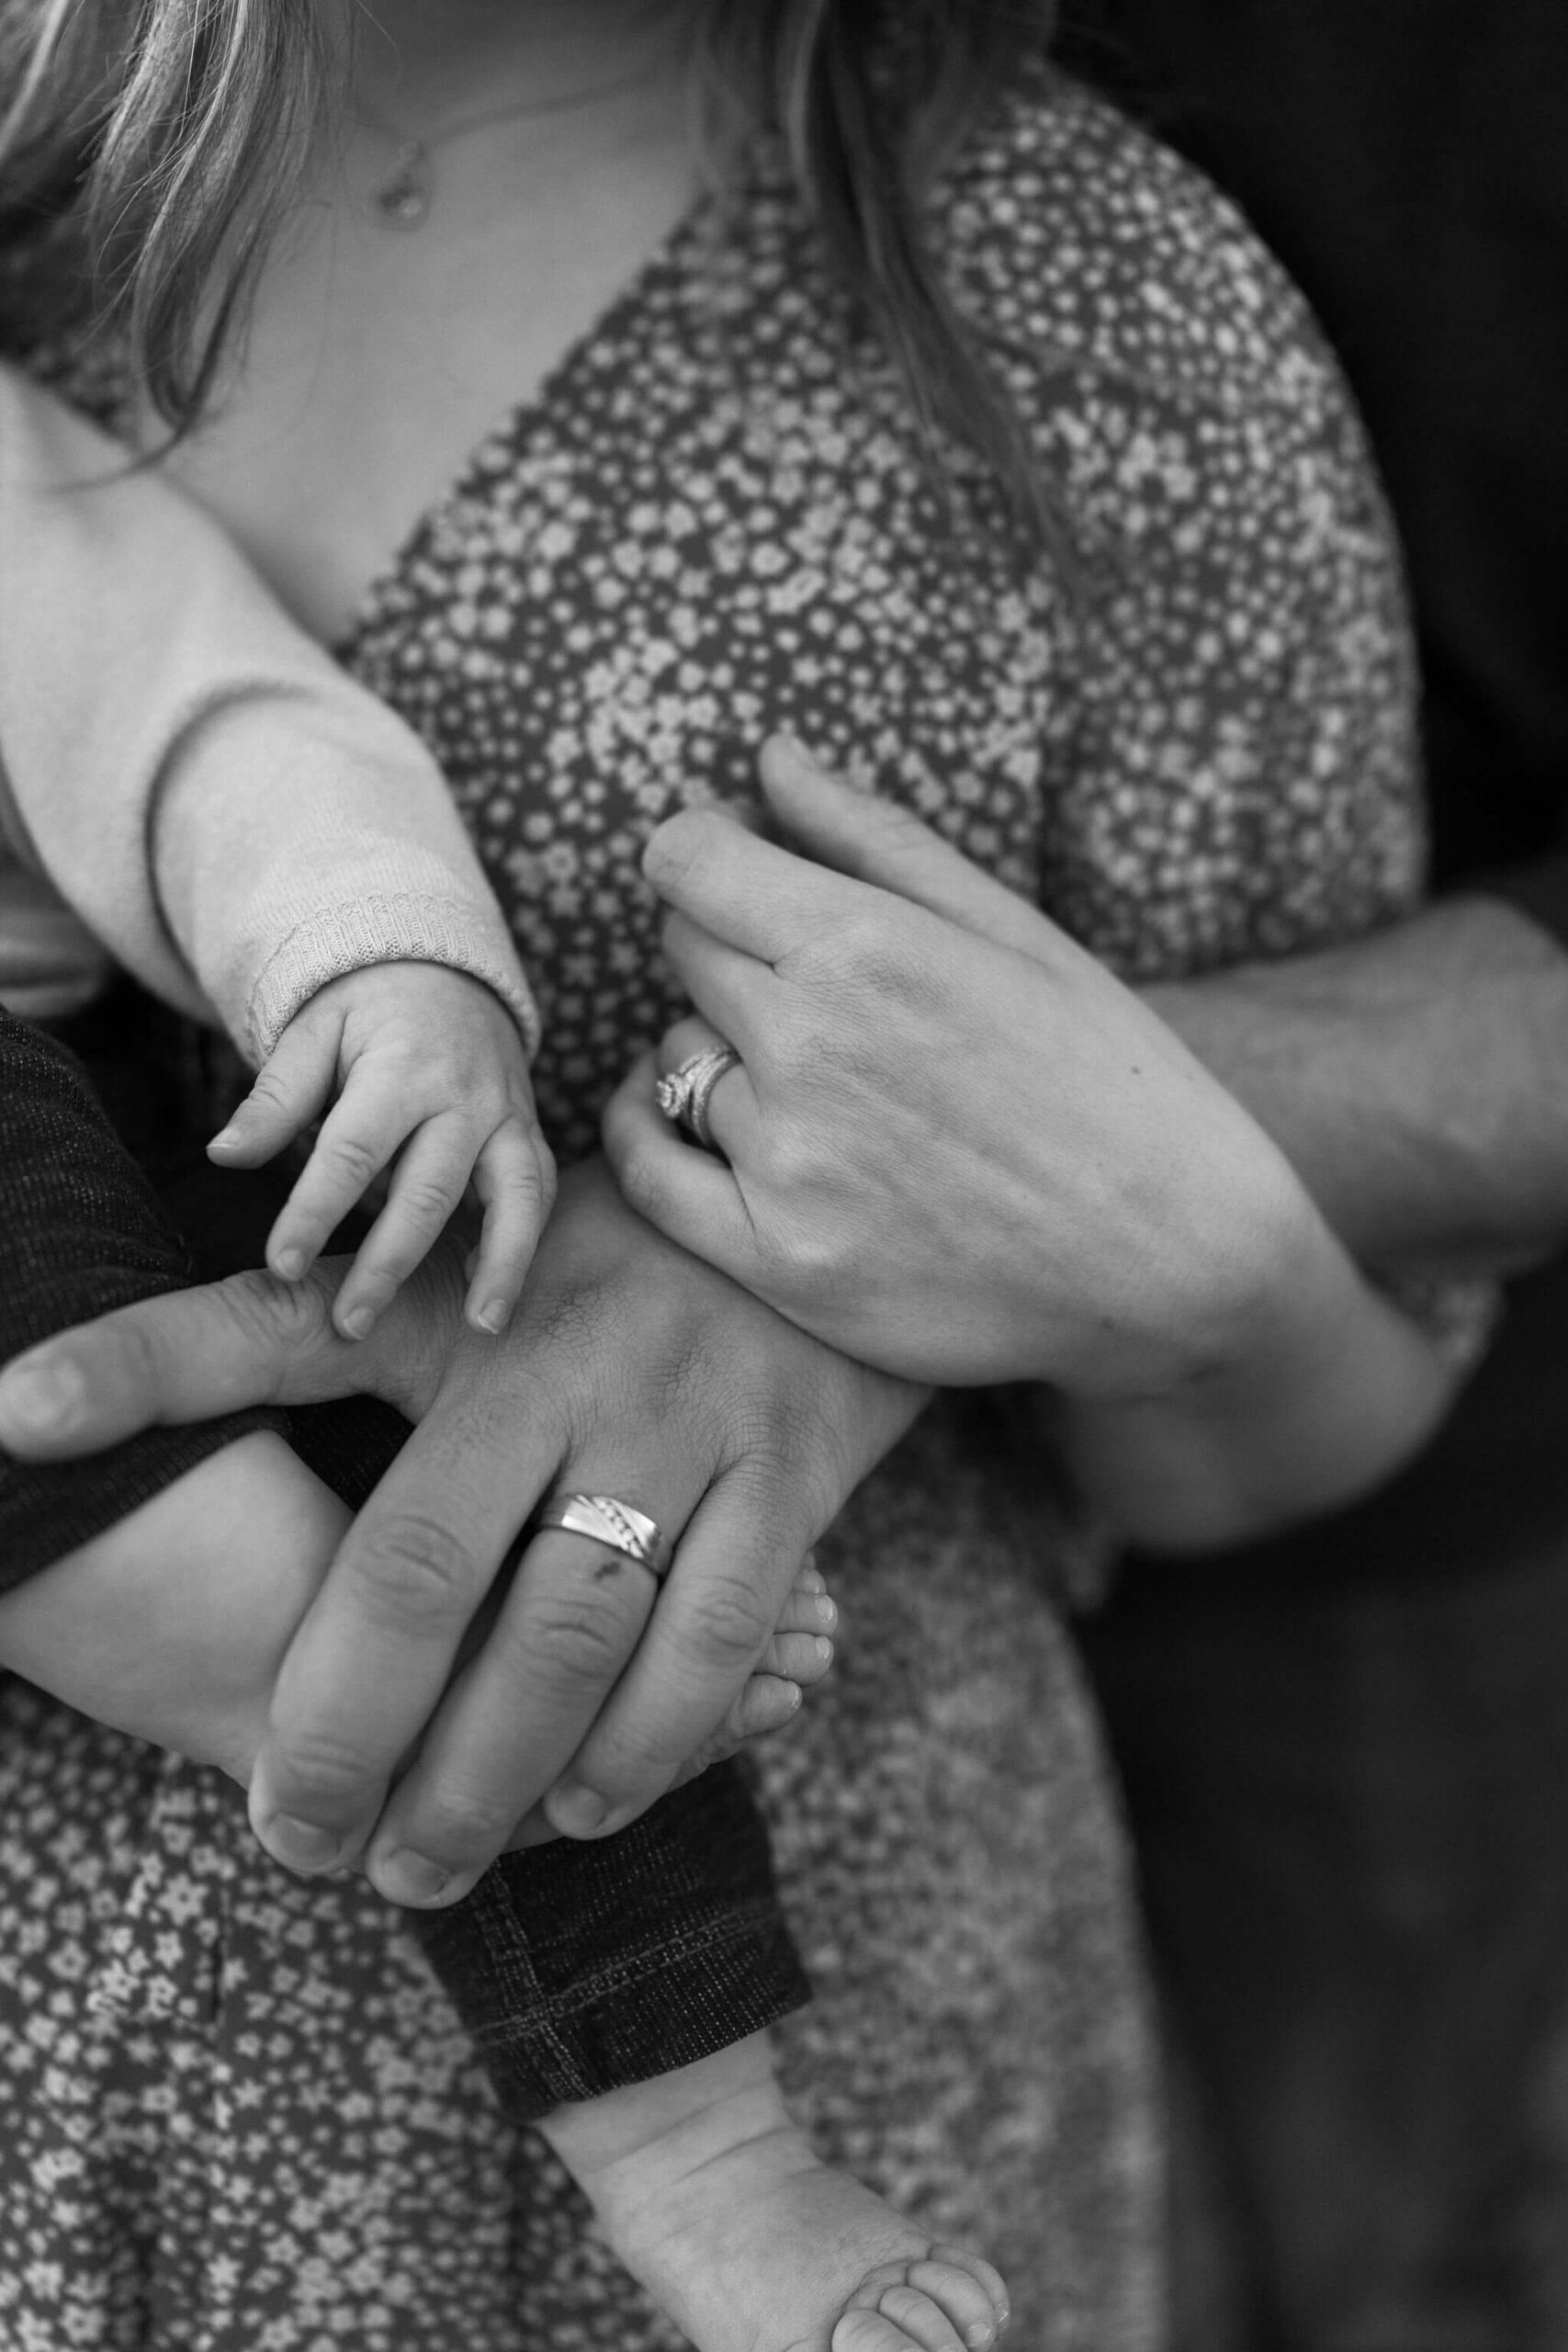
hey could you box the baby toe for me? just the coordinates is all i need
[906,2259,1006,2346]
[875,2280,969,2349]
[830,2301,949,2352]
[924,2245,1010,2332]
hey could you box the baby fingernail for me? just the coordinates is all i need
[548,1786,608,1837]
[965,2328,993,2348]
[208,1123,242,1152]
[475,1299,511,1335]
[812,1635,833,1664]
[265,1815,345,1873]
[0,1360,83,1439]
[374,1848,452,1906]
[338,1306,375,1340]
[815,1595,837,1626]
[273,1248,307,1282]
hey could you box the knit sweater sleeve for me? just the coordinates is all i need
[0,1010,288,1585]
[0,366,537,1065]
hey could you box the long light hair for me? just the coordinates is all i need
[0,1,1060,530]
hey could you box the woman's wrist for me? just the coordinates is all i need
[1059,1190,1461,1552]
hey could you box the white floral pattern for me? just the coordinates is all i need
[3,78,1423,2349]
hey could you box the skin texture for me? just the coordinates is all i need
[0,1159,919,1899]
[0,1419,836,1807]
[1147,895,1568,1277]
[209,959,554,1338]
[611,741,1461,1548]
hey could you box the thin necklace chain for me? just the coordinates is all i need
[358,59,670,228]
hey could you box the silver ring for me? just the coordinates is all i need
[533,1491,674,1579]
[655,1043,742,1151]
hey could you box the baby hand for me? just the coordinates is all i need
[209,961,554,1340]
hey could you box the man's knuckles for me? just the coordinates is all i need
[333,1510,486,1634]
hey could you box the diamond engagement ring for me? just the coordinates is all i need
[532,1492,675,1579]
[655,1043,742,1152]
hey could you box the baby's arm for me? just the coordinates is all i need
[0,365,548,1324]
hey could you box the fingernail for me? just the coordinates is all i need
[812,1635,833,1665]
[208,1123,242,1152]
[799,1563,824,1593]
[0,1361,83,1439]
[815,1595,837,1627]
[965,2327,994,2348]
[264,1815,345,1873]
[273,1248,306,1282]
[547,1785,608,1838]
[373,1848,453,1906]
[475,1298,511,1336]
[338,1306,375,1340]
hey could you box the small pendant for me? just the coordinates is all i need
[374,140,431,229]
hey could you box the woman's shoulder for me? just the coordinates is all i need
[935,74,1348,435]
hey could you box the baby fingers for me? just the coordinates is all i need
[209,1017,337,1173]
[463,1115,557,1335]
[332,1112,485,1338]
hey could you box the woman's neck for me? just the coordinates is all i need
[343,0,691,132]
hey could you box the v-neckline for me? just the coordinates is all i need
[331,173,728,665]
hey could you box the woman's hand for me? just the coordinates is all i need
[0,1159,918,1902]
[606,739,1317,1397]
[609,742,1461,1548]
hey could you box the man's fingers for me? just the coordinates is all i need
[360,1454,691,1902]
[361,1523,660,1904]
[249,1381,556,1881]
[208,1019,336,1170]
[758,733,1060,963]
[0,1263,365,1458]
[541,1474,808,1838]
[464,1117,557,1334]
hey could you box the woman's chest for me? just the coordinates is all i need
[150,133,703,645]
[339,330,1072,1158]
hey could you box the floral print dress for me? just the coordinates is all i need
[0,77,1420,2352]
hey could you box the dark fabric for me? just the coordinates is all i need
[1082,1535,1568,2352]
[1056,0,1568,1608]
[1060,0,1568,910]
[424,1758,808,2113]
[0,1006,286,1581]
[0,1005,807,2118]
[1061,5,1568,2340]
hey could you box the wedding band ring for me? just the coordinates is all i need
[656,1043,742,1152]
[533,1492,674,1579]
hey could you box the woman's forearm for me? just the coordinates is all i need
[1056,1198,1461,1553]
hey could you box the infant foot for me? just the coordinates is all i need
[542,2038,1009,2352]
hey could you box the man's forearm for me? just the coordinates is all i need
[1147,895,1568,1274]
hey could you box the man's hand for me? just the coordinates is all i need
[0,1163,916,1905]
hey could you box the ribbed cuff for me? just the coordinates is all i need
[244,891,541,1064]
[415,1762,811,2120]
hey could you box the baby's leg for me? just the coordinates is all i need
[540,2031,1009,2352]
